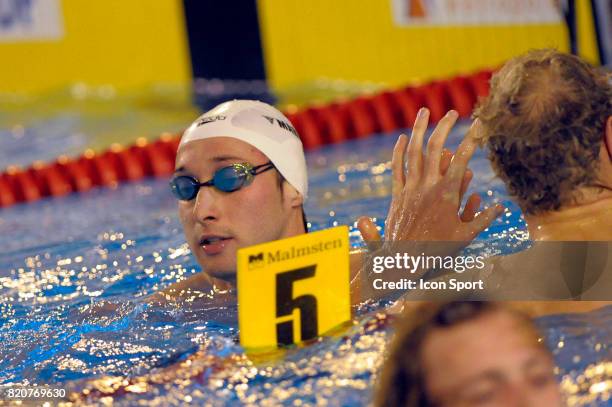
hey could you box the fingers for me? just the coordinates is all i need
[357,216,382,252]
[443,150,473,203]
[391,134,409,200]
[460,193,481,222]
[466,204,504,239]
[424,110,458,184]
[440,150,472,196]
[460,169,473,200]
[439,149,453,176]
[446,119,480,189]
[405,108,429,190]
[357,216,382,241]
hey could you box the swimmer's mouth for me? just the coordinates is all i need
[199,235,232,246]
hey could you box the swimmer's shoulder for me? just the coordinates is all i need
[147,271,217,305]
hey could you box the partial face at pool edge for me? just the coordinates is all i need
[421,310,563,407]
[175,137,304,280]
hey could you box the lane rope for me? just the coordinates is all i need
[0,70,492,208]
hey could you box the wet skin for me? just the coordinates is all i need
[175,137,305,280]
[152,109,502,305]
[525,116,612,241]
[421,310,563,407]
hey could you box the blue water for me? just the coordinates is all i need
[0,85,197,170]
[0,121,609,405]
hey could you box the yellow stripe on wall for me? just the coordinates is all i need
[0,0,190,94]
[257,0,570,90]
[575,0,600,65]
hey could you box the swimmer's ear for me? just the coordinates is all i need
[605,116,612,160]
[283,183,303,208]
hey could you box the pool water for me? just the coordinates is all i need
[0,85,198,170]
[0,121,609,406]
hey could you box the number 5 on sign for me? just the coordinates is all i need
[237,226,351,350]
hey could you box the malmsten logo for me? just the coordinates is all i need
[248,252,265,269]
[269,239,342,264]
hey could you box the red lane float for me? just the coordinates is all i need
[0,176,17,207]
[89,153,119,188]
[114,148,146,181]
[39,164,72,197]
[296,108,326,149]
[318,103,351,143]
[60,158,95,192]
[146,140,175,177]
[371,92,402,133]
[12,170,42,202]
[391,87,422,127]
[447,76,477,118]
[0,69,493,209]
[468,69,493,99]
[346,97,379,138]
[417,81,452,122]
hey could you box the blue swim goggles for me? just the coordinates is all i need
[170,162,275,201]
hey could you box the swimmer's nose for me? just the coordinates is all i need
[193,185,220,223]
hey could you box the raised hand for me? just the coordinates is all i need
[359,108,503,244]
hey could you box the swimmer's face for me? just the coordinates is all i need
[421,310,563,407]
[175,137,299,278]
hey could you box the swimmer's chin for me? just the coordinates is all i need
[207,269,237,286]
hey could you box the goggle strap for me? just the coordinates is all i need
[251,162,275,176]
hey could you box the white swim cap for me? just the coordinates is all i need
[180,100,308,199]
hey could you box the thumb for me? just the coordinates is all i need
[357,216,382,251]
[466,204,504,239]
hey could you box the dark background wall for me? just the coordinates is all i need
[182,0,266,80]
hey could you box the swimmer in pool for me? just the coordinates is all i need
[359,49,611,306]
[149,100,502,305]
[472,49,612,304]
[360,49,611,241]
[474,49,612,241]
[474,50,612,311]
[374,301,564,407]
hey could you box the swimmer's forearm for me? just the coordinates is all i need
[349,247,423,304]
[349,249,367,306]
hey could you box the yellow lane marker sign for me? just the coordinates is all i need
[237,226,350,350]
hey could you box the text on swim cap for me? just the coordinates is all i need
[263,115,299,138]
[196,115,226,127]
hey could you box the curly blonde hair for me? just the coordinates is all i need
[473,49,612,214]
